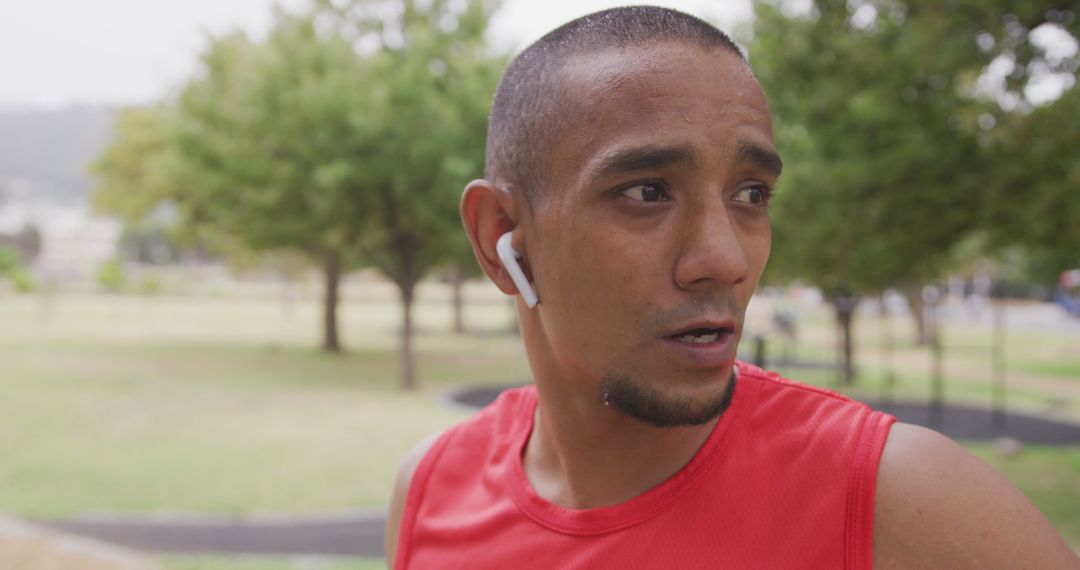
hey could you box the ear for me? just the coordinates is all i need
[461,179,524,297]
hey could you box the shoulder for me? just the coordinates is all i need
[740,364,879,430]
[383,386,536,567]
[385,431,445,569]
[740,362,859,406]
[873,422,1079,569]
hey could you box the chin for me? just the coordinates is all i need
[601,370,736,428]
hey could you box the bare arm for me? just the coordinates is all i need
[385,432,443,570]
[873,422,1080,569]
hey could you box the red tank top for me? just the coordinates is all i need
[395,362,895,569]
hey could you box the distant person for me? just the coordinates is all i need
[386,6,1079,569]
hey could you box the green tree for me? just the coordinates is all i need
[94,1,505,389]
[322,0,506,388]
[442,242,486,335]
[97,259,127,293]
[0,246,19,277]
[984,83,1080,283]
[172,14,383,353]
[94,16,373,352]
[92,106,180,227]
[752,0,1071,383]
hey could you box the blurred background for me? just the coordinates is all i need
[0,0,1077,568]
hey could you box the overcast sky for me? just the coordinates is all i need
[0,0,753,110]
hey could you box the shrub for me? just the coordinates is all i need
[97,260,127,293]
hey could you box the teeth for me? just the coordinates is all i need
[677,332,720,343]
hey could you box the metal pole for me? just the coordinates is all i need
[881,294,895,409]
[992,301,1007,432]
[927,288,944,427]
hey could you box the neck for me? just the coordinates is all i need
[522,370,735,510]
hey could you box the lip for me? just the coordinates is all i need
[660,318,738,368]
[662,318,738,338]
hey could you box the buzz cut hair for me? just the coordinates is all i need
[484,5,746,207]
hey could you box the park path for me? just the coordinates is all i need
[37,511,386,558]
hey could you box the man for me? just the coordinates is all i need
[386,6,1079,569]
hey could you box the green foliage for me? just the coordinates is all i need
[0,246,18,274]
[751,1,1080,378]
[755,1,1078,294]
[172,16,376,259]
[92,106,180,226]
[323,0,505,291]
[7,267,35,293]
[754,0,1005,295]
[136,275,164,296]
[983,83,1080,279]
[90,0,506,380]
[97,259,127,293]
[0,246,34,293]
[314,0,507,385]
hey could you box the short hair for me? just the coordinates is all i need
[485,6,746,208]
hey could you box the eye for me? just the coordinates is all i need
[733,184,773,206]
[620,182,670,203]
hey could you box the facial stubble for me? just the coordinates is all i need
[601,371,736,428]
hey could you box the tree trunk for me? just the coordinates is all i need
[507,296,520,335]
[929,308,944,426]
[991,301,1007,432]
[900,284,931,346]
[322,251,342,353]
[880,293,896,408]
[449,263,465,335]
[832,295,858,386]
[400,282,417,390]
[280,271,296,319]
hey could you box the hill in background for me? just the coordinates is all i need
[0,107,115,207]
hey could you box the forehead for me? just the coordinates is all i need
[547,41,774,186]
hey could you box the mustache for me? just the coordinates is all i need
[641,294,743,335]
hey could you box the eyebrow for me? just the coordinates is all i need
[591,144,698,176]
[736,142,783,177]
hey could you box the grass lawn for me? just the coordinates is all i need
[751,300,1080,422]
[0,284,524,516]
[969,443,1080,548]
[0,282,1078,562]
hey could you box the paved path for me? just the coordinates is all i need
[38,511,386,558]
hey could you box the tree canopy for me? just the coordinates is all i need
[751,0,1078,379]
[94,0,506,388]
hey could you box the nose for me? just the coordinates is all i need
[673,200,750,291]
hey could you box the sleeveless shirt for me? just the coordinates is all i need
[395,362,896,569]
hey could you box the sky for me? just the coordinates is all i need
[0,0,752,110]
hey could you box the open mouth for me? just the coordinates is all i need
[669,327,731,344]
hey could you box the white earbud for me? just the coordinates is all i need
[496,232,539,308]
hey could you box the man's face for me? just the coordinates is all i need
[522,41,779,426]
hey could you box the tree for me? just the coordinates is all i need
[752,0,1069,383]
[93,1,505,388]
[92,106,180,226]
[95,15,376,352]
[442,240,486,335]
[984,82,1080,281]
[175,14,391,353]
[321,0,506,388]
